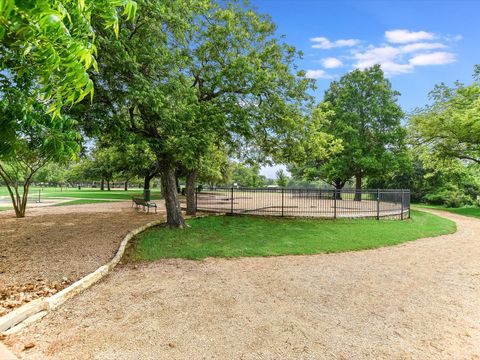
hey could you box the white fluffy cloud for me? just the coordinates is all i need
[321,57,343,68]
[311,36,360,49]
[399,42,446,53]
[305,69,331,79]
[409,52,456,66]
[308,29,459,78]
[385,29,437,43]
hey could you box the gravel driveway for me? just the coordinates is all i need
[5,209,480,359]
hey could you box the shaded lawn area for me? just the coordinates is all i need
[414,204,480,219]
[128,210,456,261]
[42,189,162,200]
[0,187,162,200]
[53,199,123,207]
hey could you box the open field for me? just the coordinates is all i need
[128,210,454,261]
[0,187,163,209]
[414,204,480,219]
[4,209,479,360]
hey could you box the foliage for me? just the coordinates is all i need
[0,0,137,116]
[127,211,455,261]
[73,0,323,227]
[230,162,266,187]
[0,78,79,217]
[294,65,407,190]
[409,67,480,167]
[275,169,289,187]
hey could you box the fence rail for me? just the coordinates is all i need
[195,187,410,220]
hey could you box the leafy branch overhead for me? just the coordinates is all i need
[0,0,137,116]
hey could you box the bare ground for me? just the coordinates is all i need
[0,202,165,315]
[3,209,480,360]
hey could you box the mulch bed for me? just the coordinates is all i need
[0,202,164,316]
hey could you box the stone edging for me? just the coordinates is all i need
[0,219,164,336]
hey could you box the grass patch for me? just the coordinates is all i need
[53,199,122,207]
[0,187,161,200]
[414,204,480,219]
[128,210,456,261]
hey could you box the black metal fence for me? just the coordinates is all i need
[195,187,410,220]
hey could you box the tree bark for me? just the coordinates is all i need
[124,180,128,191]
[100,179,105,191]
[144,174,152,190]
[334,180,345,200]
[107,180,111,191]
[354,174,362,201]
[160,161,186,228]
[186,169,198,216]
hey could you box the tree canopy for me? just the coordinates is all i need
[410,69,480,167]
[0,0,137,115]
[292,65,407,194]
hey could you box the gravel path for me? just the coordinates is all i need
[5,209,480,359]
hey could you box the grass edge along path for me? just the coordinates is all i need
[127,210,456,261]
[413,204,480,219]
[52,199,124,207]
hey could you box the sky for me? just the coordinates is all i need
[256,0,479,178]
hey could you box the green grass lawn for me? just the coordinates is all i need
[52,199,123,207]
[127,210,456,261]
[413,204,480,219]
[0,187,162,201]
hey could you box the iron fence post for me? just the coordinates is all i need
[333,189,337,219]
[230,187,234,215]
[281,188,285,217]
[376,189,380,220]
[408,191,411,219]
[400,189,404,220]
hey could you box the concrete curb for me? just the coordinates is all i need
[0,219,164,336]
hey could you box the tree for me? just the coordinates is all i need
[75,0,327,227]
[276,169,288,187]
[0,0,137,116]
[0,80,79,217]
[304,65,406,199]
[409,67,480,166]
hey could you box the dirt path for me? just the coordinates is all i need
[5,209,480,359]
[0,202,165,315]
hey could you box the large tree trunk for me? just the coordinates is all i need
[354,174,362,201]
[160,161,186,228]
[100,179,105,191]
[107,180,111,191]
[124,180,128,191]
[144,174,152,190]
[334,180,345,200]
[186,169,198,216]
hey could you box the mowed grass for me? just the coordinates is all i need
[414,204,480,219]
[128,210,456,261]
[53,199,122,207]
[0,187,162,200]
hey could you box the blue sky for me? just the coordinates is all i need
[256,0,479,178]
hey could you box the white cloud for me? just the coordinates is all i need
[409,52,456,66]
[353,45,456,76]
[399,42,447,53]
[311,36,360,49]
[321,57,343,68]
[305,69,331,79]
[385,29,436,43]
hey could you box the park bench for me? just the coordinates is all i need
[132,197,157,214]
